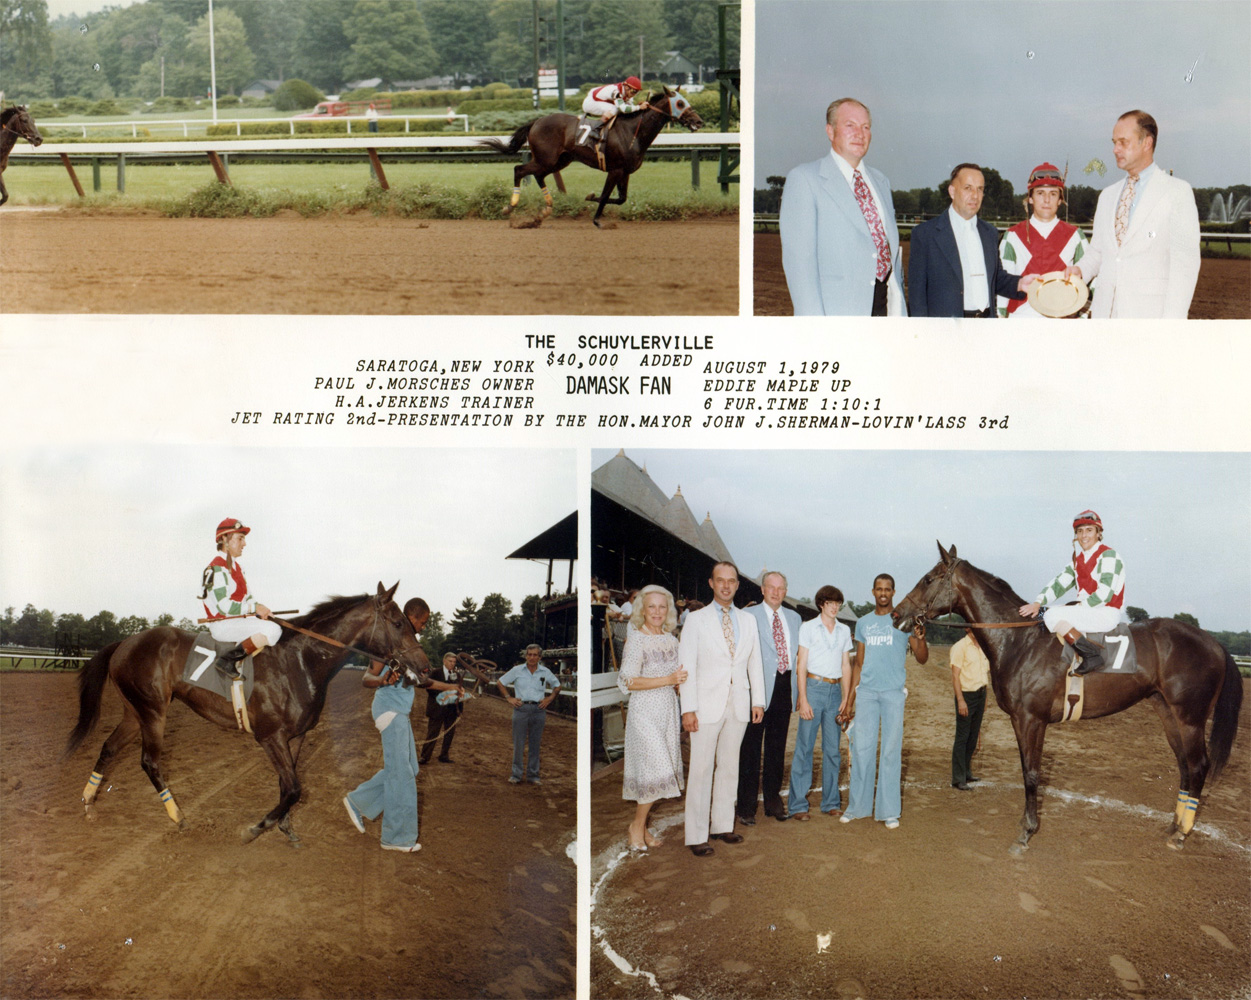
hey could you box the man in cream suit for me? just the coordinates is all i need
[737,571,800,825]
[1067,110,1200,318]
[780,97,905,316]
[679,561,765,857]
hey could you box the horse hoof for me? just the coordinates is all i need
[593,219,602,229]
[177,818,189,833]
[502,206,513,217]
[84,804,97,822]
[240,825,261,844]
[1167,832,1186,850]
[1008,841,1029,856]
[541,206,551,217]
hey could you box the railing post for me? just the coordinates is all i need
[91,157,101,192]
[690,148,700,190]
[116,153,125,194]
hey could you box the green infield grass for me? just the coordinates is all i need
[3,159,738,220]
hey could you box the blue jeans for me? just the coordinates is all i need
[347,713,419,848]
[846,686,906,821]
[787,677,842,815]
[512,703,546,780]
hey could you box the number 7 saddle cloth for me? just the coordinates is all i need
[1060,622,1139,676]
[182,632,256,701]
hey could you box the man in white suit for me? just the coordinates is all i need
[736,571,800,825]
[1067,110,1200,318]
[679,561,765,857]
[780,97,905,316]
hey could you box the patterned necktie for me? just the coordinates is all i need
[1115,173,1138,246]
[853,169,892,281]
[721,606,735,658]
[772,611,789,673]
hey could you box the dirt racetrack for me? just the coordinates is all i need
[0,670,574,999]
[0,212,737,315]
[753,232,1251,319]
[591,646,1251,1000]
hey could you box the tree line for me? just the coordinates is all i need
[755,174,1250,228]
[1,0,739,102]
[2,592,549,666]
[839,601,1249,654]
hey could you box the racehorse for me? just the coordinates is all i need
[893,543,1241,854]
[1,105,43,207]
[478,87,703,228]
[65,583,428,846]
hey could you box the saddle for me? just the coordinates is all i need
[1057,622,1137,723]
[183,632,256,732]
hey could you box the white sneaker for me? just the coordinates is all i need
[885,819,900,830]
[381,842,421,853]
[508,776,521,784]
[343,796,365,834]
[839,814,854,824]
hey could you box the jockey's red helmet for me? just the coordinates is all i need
[215,517,251,541]
[1027,163,1064,191]
[624,76,643,91]
[1072,509,1102,530]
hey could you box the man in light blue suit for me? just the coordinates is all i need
[737,572,802,824]
[780,97,905,316]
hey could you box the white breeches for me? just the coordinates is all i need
[208,616,283,646]
[582,96,616,117]
[1042,604,1126,634]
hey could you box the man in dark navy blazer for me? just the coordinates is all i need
[908,164,1034,317]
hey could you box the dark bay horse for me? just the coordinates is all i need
[478,87,703,227]
[1,105,43,207]
[65,583,429,845]
[893,543,1241,854]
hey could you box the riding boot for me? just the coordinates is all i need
[214,636,258,680]
[1066,631,1104,675]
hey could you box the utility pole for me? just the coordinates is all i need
[555,0,566,111]
[532,0,541,110]
[207,0,218,123]
[639,34,645,82]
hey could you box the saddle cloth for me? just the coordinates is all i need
[182,631,256,701]
[576,114,616,146]
[1061,622,1139,676]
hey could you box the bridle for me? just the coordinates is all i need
[904,557,1036,632]
[1,111,39,143]
[273,601,428,685]
[632,91,698,140]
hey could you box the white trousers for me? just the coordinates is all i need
[684,694,748,845]
[207,616,283,646]
[1042,604,1126,634]
[582,97,616,117]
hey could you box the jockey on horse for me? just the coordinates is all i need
[199,518,283,679]
[1017,509,1128,674]
[582,75,650,142]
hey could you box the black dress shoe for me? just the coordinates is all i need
[736,813,757,827]
[764,798,789,821]
[953,782,971,791]
[689,843,715,857]
[709,832,743,844]
[438,756,453,763]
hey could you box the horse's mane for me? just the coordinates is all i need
[1,107,18,123]
[293,593,372,630]
[959,560,1027,607]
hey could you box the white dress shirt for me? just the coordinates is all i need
[948,206,988,311]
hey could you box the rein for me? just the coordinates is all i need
[272,611,419,674]
[908,556,1039,631]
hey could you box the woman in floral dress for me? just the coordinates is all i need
[617,585,687,851]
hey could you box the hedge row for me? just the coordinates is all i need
[205,118,454,137]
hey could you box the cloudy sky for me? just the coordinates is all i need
[1,446,574,625]
[593,448,1250,632]
[756,0,1251,192]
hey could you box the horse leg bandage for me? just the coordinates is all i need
[1179,794,1199,835]
[82,771,104,804]
[510,187,521,207]
[158,787,183,824]
[1175,790,1189,829]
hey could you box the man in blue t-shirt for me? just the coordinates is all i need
[841,574,928,829]
[497,645,562,785]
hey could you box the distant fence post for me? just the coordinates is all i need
[690,148,700,189]
[116,153,125,193]
[91,156,101,193]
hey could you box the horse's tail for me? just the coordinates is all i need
[63,641,120,759]
[1206,648,1243,783]
[477,122,534,155]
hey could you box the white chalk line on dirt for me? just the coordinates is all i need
[591,782,1248,998]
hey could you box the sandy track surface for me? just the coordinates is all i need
[1,670,575,999]
[0,214,737,315]
[591,645,1250,999]
[754,232,1251,319]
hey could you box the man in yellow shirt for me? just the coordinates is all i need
[949,629,990,790]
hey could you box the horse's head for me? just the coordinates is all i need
[4,106,43,147]
[893,542,963,633]
[651,86,703,131]
[365,581,431,683]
